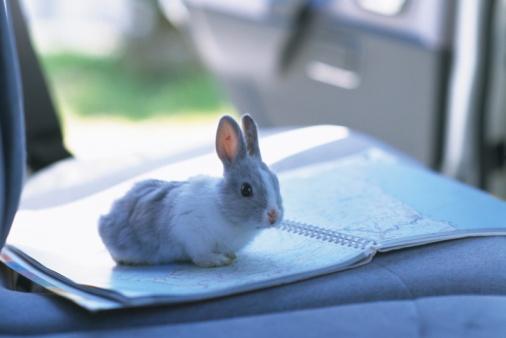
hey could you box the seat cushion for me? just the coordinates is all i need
[5,295,506,338]
[1,236,506,335]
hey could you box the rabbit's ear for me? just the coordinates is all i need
[241,114,261,160]
[216,115,246,166]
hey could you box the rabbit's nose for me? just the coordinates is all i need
[267,209,278,225]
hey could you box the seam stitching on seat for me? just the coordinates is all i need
[373,261,424,338]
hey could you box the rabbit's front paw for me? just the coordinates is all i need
[192,253,234,268]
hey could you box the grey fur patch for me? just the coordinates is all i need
[98,179,185,264]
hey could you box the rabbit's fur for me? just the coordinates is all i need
[99,115,283,267]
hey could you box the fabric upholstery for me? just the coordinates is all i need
[1,236,505,335]
[3,294,506,337]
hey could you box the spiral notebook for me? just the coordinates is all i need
[3,148,506,311]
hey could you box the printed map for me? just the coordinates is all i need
[281,150,456,243]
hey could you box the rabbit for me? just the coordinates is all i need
[98,114,284,267]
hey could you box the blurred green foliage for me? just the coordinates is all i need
[42,53,230,120]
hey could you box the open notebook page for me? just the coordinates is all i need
[282,148,506,250]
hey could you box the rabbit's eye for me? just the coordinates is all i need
[240,183,253,197]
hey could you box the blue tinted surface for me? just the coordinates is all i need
[367,162,506,231]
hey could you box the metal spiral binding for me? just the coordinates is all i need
[279,219,377,250]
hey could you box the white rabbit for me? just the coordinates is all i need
[98,114,283,267]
